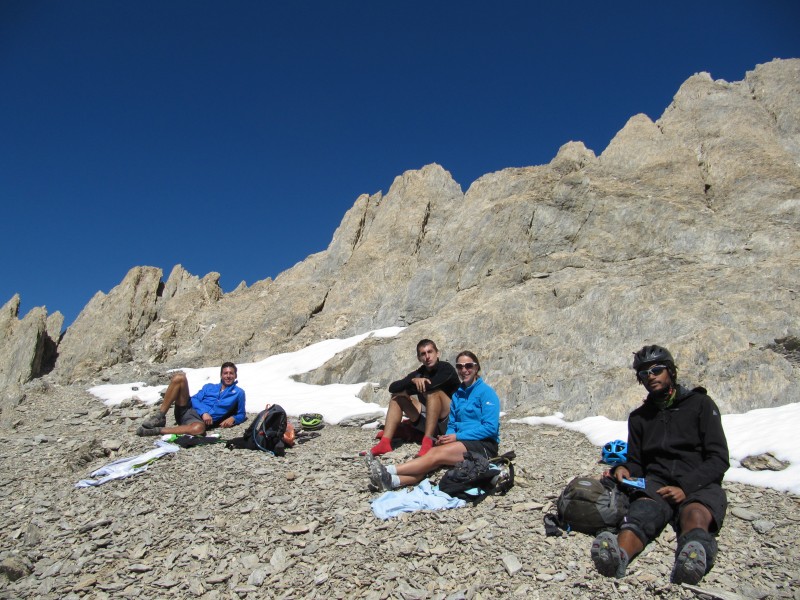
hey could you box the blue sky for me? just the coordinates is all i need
[2,1,798,328]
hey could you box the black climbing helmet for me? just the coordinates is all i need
[632,345,677,381]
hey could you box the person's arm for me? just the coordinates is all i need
[387,369,421,394]
[614,416,643,480]
[454,383,500,441]
[425,362,459,393]
[232,388,247,426]
[675,396,729,494]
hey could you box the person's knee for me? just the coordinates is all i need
[619,498,670,545]
[170,371,188,385]
[188,422,206,436]
[680,502,713,530]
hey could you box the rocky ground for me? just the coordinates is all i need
[1,379,798,600]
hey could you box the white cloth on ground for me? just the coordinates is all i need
[371,479,466,519]
[75,441,180,487]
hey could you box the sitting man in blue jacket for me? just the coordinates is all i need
[137,362,247,437]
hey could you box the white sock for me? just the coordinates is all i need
[386,465,397,475]
[391,475,401,488]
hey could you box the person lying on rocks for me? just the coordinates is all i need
[137,362,247,437]
[370,338,460,457]
[368,350,500,490]
[591,344,729,585]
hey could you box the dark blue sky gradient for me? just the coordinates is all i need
[2,1,798,327]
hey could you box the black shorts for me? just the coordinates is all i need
[461,439,499,459]
[412,406,450,437]
[640,476,728,534]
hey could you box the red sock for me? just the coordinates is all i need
[416,435,435,457]
[375,429,384,440]
[370,437,392,456]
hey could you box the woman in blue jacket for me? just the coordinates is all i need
[368,350,501,490]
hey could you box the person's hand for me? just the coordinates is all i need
[436,434,457,445]
[202,413,213,425]
[412,377,431,393]
[656,486,686,504]
[613,466,631,483]
[219,417,234,428]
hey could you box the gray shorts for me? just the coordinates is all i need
[175,404,204,427]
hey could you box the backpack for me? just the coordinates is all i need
[225,404,288,456]
[439,451,515,503]
[548,476,629,535]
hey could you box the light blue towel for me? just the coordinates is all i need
[371,479,466,519]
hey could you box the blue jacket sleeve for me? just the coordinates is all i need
[232,388,247,425]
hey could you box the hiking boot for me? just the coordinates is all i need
[142,410,166,429]
[591,531,628,578]
[136,425,162,437]
[367,456,394,492]
[671,540,707,585]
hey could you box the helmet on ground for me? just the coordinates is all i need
[602,439,628,465]
[300,413,324,431]
[632,345,674,370]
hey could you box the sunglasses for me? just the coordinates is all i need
[456,362,477,370]
[637,365,668,379]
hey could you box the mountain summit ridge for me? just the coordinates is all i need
[3,59,798,420]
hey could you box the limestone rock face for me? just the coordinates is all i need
[0,295,58,394]
[20,59,800,420]
[55,267,164,381]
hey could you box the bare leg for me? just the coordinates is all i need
[160,421,206,436]
[617,530,645,559]
[158,372,191,415]
[679,502,713,532]
[395,441,467,487]
[420,390,450,439]
[382,393,419,440]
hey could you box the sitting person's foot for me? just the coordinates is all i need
[370,437,393,456]
[591,531,629,578]
[142,410,166,429]
[136,425,162,437]
[671,541,707,585]
[368,458,394,492]
[415,435,435,457]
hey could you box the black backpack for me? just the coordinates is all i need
[546,476,629,535]
[439,451,515,503]
[226,404,288,456]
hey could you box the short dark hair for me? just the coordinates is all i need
[416,339,439,354]
[456,350,480,372]
[220,362,237,375]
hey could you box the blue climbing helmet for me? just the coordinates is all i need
[601,439,628,465]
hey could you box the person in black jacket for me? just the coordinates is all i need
[370,339,459,457]
[591,345,729,585]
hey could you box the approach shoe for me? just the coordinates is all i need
[142,411,166,429]
[367,456,394,492]
[671,540,707,585]
[591,531,628,579]
[136,425,162,437]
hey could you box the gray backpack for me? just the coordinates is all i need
[553,476,629,534]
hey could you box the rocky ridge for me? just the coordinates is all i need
[2,59,799,422]
[0,382,798,599]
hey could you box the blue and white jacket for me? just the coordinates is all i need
[446,377,500,443]
[190,381,247,425]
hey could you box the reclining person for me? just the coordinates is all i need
[370,339,460,457]
[137,362,247,437]
[369,350,500,490]
[591,345,729,585]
